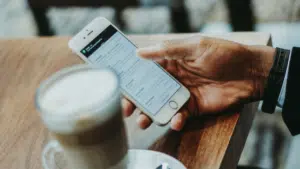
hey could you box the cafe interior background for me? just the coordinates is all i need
[1,0,300,168]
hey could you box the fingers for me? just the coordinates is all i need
[121,98,152,129]
[137,112,152,129]
[137,39,197,61]
[122,98,135,117]
[136,36,234,62]
[170,108,189,131]
[135,108,189,131]
[123,97,190,131]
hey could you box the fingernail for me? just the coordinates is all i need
[137,116,147,129]
[121,99,127,107]
[121,99,130,117]
[171,114,183,131]
[136,115,143,124]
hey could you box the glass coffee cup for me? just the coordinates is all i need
[35,65,128,169]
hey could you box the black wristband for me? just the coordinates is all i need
[262,48,290,113]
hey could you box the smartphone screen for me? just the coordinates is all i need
[80,25,180,115]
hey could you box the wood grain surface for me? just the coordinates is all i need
[0,33,271,169]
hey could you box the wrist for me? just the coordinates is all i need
[247,45,275,101]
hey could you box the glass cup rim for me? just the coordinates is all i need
[35,64,120,120]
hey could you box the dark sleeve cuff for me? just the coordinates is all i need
[282,47,300,136]
[277,50,292,108]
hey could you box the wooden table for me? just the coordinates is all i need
[0,33,271,169]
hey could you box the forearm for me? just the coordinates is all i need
[247,45,275,78]
[248,46,290,111]
[246,45,275,100]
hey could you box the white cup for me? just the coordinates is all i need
[35,65,128,169]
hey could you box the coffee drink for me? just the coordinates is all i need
[36,66,128,169]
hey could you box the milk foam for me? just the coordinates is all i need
[39,68,120,133]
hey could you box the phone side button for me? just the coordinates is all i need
[169,101,178,110]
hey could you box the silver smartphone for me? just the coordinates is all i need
[68,17,190,125]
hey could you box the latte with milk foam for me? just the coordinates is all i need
[36,66,128,169]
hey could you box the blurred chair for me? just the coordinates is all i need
[225,0,254,31]
[169,0,192,33]
[27,0,254,36]
[27,0,139,36]
[27,0,192,36]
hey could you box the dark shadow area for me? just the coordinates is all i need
[249,122,267,166]
[225,0,255,31]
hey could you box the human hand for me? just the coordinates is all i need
[122,36,275,131]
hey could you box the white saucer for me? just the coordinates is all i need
[126,149,186,169]
[52,149,186,169]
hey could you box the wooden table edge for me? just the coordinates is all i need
[220,35,272,168]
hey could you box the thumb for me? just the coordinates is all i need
[136,38,198,61]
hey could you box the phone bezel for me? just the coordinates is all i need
[68,17,190,125]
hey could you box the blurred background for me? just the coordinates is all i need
[1,0,300,168]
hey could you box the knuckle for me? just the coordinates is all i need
[198,37,211,46]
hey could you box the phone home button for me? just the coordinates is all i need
[169,101,178,110]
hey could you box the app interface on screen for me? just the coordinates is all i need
[81,25,180,115]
